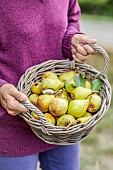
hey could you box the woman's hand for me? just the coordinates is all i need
[71,34,97,63]
[0,84,28,116]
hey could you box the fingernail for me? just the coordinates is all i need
[20,94,27,101]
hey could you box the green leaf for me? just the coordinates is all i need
[74,74,85,87]
[91,79,103,91]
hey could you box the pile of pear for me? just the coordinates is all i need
[28,71,102,128]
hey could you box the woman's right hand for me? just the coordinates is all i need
[0,84,28,116]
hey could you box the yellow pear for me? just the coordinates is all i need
[37,94,55,112]
[31,111,39,120]
[28,94,39,106]
[44,113,56,125]
[54,89,69,100]
[42,71,58,80]
[31,82,42,95]
[49,98,68,116]
[57,115,76,127]
[88,93,102,112]
[41,78,64,92]
[59,71,76,83]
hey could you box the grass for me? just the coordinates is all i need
[80,53,113,170]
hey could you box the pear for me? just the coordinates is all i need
[83,112,92,117]
[41,78,64,92]
[65,79,76,93]
[67,99,89,118]
[71,87,92,99]
[31,111,39,120]
[49,98,68,116]
[44,113,56,125]
[57,115,76,127]
[84,80,91,89]
[76,111,92,123]
[59,71,76,83]
[42,71,58,80]
[28,94,39,106]
[37,94,55,113]
[76,116,92,124]
[88,93,102,113]
[54,89,69,100]
[31,82,42,95]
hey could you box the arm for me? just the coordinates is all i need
[62,0,82,60]
[62,0,96,62]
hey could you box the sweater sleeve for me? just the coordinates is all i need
[62,0,83,60]
[0,79,8,87]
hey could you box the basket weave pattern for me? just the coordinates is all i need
[17,44,112,145]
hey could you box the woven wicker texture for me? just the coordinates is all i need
[17,44,112,145]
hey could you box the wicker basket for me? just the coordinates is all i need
[17,44,112,145]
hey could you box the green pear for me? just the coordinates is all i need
[41,78,64,92]
[67,99,89,118]
[76,116,92,124]
[54,89,69,100]
[59,71,76,83]
[88,93,102,112]
[28,94,39,106]
[83,112,92,117]
[71,87,92,99]
[65,79,76,93]
[84,80,91,89]
[44,113,56,125]
[37,94,55,112]
[49,98,68,116]
[57,115,76,127]
[42,71,58,80]
[31,82,42,95]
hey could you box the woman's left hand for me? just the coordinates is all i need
[71,34,97,63]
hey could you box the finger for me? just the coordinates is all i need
[72,54,85,64]
[83,45,96,54]
[8,85,27,102]
[72,34,97,45]
[74,43,88,56]
[75,51,88,62]
[0,97,18,115]
[71,46,76,55]
[6,97,28,113]
[0,96,7,109]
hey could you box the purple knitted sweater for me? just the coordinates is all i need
[0,0,82,156]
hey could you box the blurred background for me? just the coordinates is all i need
[79,0,113,170]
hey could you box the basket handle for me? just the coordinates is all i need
[87,44,109,76]
[21,99,47,121]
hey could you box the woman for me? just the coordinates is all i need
[0,0,96,170]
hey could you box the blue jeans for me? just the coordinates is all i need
[0,143,80,170]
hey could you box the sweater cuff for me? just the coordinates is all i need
[62,32,84,60]
[0,79,8,87]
